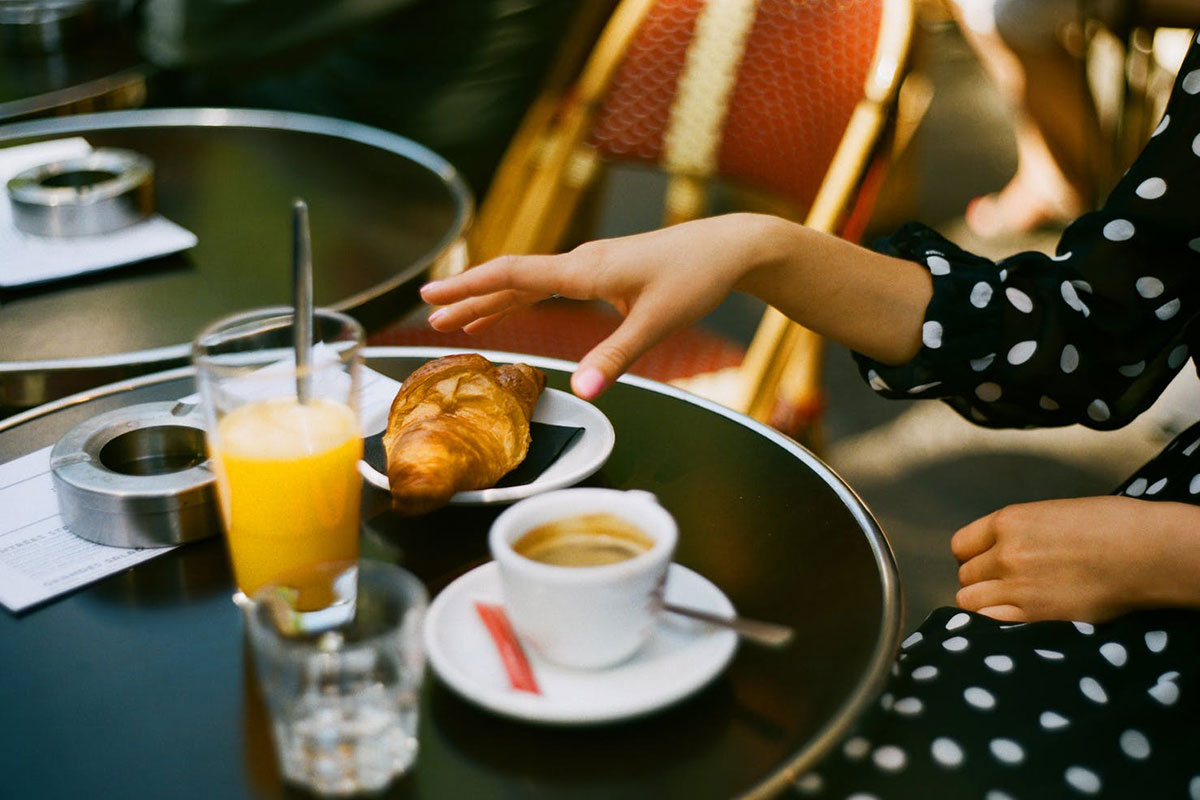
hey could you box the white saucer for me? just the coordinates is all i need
[359,388,615,506]
[423,562,739,725]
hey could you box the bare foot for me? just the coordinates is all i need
[965,175,1084,239]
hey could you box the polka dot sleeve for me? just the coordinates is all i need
[855,35,1200,431]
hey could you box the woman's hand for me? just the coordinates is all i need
[952,496,1200,623]
[419,214,780,399]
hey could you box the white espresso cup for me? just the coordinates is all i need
[488,488,678,670]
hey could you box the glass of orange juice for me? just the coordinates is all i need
[192,307,364,612]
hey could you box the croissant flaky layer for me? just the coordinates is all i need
[382,354,547,515]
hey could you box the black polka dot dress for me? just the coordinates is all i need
[798,34,1200,800]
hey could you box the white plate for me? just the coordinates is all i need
[359,388,615,505]
[424,561,739,725]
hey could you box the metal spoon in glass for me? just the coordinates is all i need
[292,198,313,405]
[661,602,795,648]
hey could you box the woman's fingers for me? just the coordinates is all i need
[428,289,535,331]
[957,548,999,587]
[955,579,1008,613]
[975,605,1027,622]
[571,304,672,399]
[421,252,585,306]
[950,513,997,563]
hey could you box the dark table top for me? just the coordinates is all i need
[0,109,472,410]
[0,347,901,800]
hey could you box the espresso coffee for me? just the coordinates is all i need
[512,512,655,567]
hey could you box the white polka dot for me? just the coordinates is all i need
[1072,279,1093,293]
[1118,361,1145,378]
[1060,281,1088,314]
[1005,287,1033,313]
[1156,298,1181,320]
[986,792,1015,800]
[872,745,907,772]
[1119,729,1151,760]
[1147,477,1167,495]
[976,383,1002,402]
[1162,670,1181,682]
[1151,114,1169,137]
[1072,622,1094,635]
[1035,648,1065,661]
[1136,276,1164,298]
[901,631,923,649]
[912,665,938,681]
[943,636,969,652]
[1190,776,1200,800]
[970,353,996,371]
[1135,177,1167,199]
[928,255,951,275]
[794,772,823,794]
[1194,133,1200,157]
[922,320,943,349]
[1190,474,1200,494]
[1150,680,1180,706]
[1184,69,1200,94]
[945,612,970,631]
[1191,237,1200,253]
[1087,400,1111,422]
[1040,711,1070,730]
[1060,345,1079,373]
[1103,219,1135,241]
[1169,345,1189,369]
[843,736,871,759]
[989,738,1024,765]
[1080,676,1108,704]
[1039,395,1060,411]
[1100,642,1127,667]
[868,369,890,392]
[1007,341,1037,365]
[1145,630,1168,652]
[970,281,993,308]
[931,737,964,768]
[998,269,1008,282]
[879,692,894,710]
[964,686,995,709]
[1065,765,1102,794]
[1126,477,1148,496]
[984,654,1014,673]
[894,697,923,716]
[1051,251,1073,262]
[846,794,880,800]
[1185,439,1200,457]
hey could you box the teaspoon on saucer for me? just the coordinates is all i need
[662,602,795,649]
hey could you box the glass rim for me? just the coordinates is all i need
[191,305,365,368]
[246,559,429,651]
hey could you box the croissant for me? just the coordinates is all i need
[382,353,547,515]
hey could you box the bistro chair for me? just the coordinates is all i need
[375,0,916,441]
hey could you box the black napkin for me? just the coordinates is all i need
[362,422,585,489]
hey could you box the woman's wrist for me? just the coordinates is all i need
[1139,501,1200,610]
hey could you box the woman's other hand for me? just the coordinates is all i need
[952,496,1200,623]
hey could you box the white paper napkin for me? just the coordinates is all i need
[0,138,198,288]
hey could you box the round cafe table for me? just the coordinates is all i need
[0,109,472,410]
[0,347,901,800]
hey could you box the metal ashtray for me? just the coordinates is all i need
[6,148,154,236]
[50,402,220,548]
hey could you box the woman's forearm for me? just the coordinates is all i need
[733,215,933,365]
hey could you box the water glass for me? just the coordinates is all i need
[246,559,428,796]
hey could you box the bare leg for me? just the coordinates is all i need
[948,0,1108,236]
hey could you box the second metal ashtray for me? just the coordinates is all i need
[7,148,154,237]
[50,402,220,548]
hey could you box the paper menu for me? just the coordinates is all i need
[0,365,404,614]
[0,137,198,288]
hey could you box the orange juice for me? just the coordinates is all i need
[212,397,362,603]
